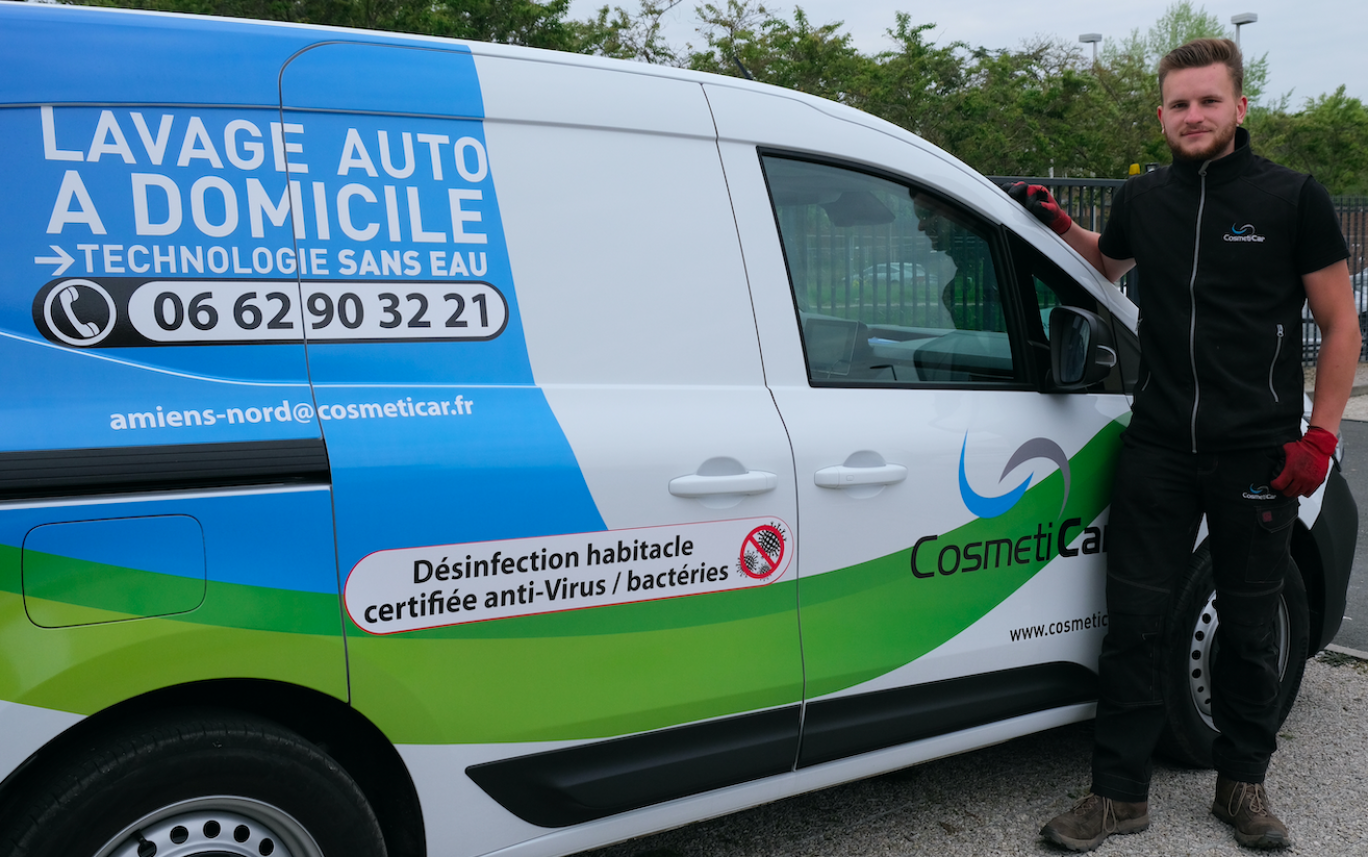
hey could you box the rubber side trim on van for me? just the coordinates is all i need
[797,662,1098,768]
[465,663,1095,828]
[465,706,801,828]
[0,439,330,500]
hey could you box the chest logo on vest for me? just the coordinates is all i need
[1224,223,1267,243]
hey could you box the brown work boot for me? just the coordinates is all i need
[1212,775,1292,849]
[1040,793,1150,851]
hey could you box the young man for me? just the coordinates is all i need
[1007,38,1358,851]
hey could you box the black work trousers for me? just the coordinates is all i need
[1090,435,1297,803]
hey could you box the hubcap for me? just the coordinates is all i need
[97,798,324,857]
[1186,591,1291,730]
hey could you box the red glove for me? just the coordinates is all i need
[1005,182,1073,235]
[1271,426,1338,497]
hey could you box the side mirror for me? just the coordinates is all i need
[1049,306,1117,391]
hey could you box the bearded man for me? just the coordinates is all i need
[1007,38,1359,851]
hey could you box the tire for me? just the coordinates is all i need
[0,709,387,857]
[1158,546,1310,767]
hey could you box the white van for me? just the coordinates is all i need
[0,5,1356,856]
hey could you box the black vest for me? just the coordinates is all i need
[1105,129,1313,452]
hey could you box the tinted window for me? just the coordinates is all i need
[762,156,1019,386]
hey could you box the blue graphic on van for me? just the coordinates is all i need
[958,435,1072,519]
[1,19,604,577]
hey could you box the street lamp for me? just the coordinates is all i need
[1231,13,1257,48]
[1079,33,1102,64]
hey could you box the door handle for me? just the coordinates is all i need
[814,463,907,488]
[669,471,778,497]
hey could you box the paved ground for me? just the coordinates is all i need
[1317,363,1368,422]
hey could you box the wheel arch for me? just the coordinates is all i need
[1295,466,1358,653]
[1290,519,1329,652]
[0,679,425,857]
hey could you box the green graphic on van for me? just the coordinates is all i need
[342,419,1126,744]
[0,544,348,715]
[0,421,1121,744]
[799,418,1125,702]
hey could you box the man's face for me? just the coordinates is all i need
[914,199,947,251]
[1157,63,1248,162]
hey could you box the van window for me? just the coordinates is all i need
[1007,233,1136,393]
[761,155,1020,387]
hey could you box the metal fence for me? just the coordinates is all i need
[994,177,1368,363]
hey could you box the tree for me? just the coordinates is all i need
[61,0,1365,190]
[686,1,871,104]
[1142,0,1268,102]
[854,14,965,144]
[935,40,1106,176]
[66,0,586,50]
[1248,88,1368,194]
[573,0,683,64]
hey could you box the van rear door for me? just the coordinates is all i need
[0,9,346,733]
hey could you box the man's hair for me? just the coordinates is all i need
[1158,38,1244,96]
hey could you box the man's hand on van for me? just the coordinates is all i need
[1271,426,1339,497]
[1004,182,1073,236]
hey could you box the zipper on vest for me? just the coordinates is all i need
[1269,323,1284,403]
[1189,163,1211,453]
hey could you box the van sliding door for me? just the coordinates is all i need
[281,44,802,849]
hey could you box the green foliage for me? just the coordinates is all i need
[61,0,1367,191]
[67,0,587,49]
[686,2,871,103]
[573,1,683,64]
[1111,0,1268,102]
[854,13,965,139]
[1247,88,1368,194]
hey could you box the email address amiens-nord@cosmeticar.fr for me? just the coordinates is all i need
[107,395,476,430]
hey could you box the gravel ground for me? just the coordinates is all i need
[578,653,1368,857]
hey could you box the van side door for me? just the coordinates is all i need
[281,45,802,850]
[707,83,1130,768]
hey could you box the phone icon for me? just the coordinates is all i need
[41,279,117,347]
[59,285,101,338]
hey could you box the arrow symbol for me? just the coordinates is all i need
[34,245,75,276]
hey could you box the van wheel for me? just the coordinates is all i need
[0,709,386,857]
[1157,547,1310,767]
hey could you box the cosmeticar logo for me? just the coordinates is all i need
[912,433,1105,579]
[958,434,1071,518]
[1224,223,1266,243]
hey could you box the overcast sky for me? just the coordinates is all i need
[566,0,1366,106]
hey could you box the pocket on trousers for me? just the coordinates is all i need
[1098,612,1164,707]
[1244,502,1297,583]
